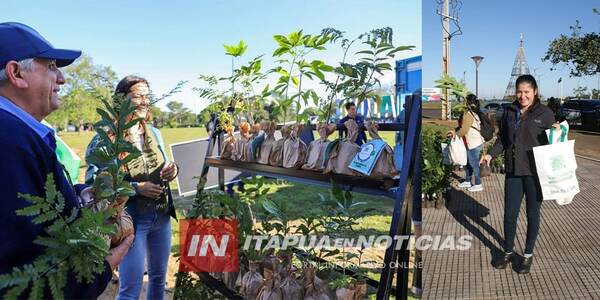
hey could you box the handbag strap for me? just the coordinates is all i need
[548,124,568,144]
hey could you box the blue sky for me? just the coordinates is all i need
[3,0,421,113]
[423,0,600,99]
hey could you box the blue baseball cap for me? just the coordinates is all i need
[0,22,81,68]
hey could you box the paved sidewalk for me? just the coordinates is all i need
[423,157,600,299]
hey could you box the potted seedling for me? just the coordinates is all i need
[319,186,371,299]
[85,94,143,247]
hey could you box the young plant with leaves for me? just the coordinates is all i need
[0,175,115,300]
[319,185,373,285]
[270,30,334,123]
[434,74,470,119]
[231,55,271,124]
[336,27,414,112]
[319,27,362,122]
[224,40,248,93]
[86,93,142,246]
[195,74,238,131]
[422,126,454,202]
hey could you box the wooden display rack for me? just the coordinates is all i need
[186,95,422,300]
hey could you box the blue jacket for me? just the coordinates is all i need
[0,109,111,299]
[338,114,368,146]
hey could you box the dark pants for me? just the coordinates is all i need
[503,174,543,254]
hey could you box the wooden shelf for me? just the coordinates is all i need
[206,157,399,197]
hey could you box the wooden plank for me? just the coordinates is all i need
[206,157,398,196]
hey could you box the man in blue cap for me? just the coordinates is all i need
[0,22,133,298]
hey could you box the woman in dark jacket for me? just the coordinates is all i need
[481,75,559,274]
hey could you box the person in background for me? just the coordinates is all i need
[447,94,485,192]
[86,75,178,300]
[338,102,367,145]
[0,22,132,299]
[480,74,559,274]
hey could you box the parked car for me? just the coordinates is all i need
[560,99,600,131]
[66,124,77,132]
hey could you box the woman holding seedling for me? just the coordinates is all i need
[480,75,559,274]
[86,75,178,299]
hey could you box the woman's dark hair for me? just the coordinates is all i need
[114,75,149,97]
[114,75,152,123]
[345,102,356,110]
[466,93,480,112]
[515,74,540,104]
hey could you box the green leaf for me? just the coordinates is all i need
[291,76,299,87]
[388,45,415,56]
[273,35,290,47]
[95,108,113,124]
[375,45,395,55]
[356,50,374,56]
[376,62,392,71]
[272,47,289,57]
[289,30,303,46]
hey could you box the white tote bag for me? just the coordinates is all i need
[533,125,579,204]
[444,135,467,166]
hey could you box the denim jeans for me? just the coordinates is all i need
[503,175,543,255]
[465,144,483,185]
[117,207,171,300]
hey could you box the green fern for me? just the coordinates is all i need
[0,174,115,299]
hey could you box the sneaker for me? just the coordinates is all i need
[458,181,472,188]
[468,184,483,192]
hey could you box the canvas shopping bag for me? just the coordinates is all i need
[533,125,579,204]
[446,135,467,166]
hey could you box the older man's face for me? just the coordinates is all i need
[20,58,65,120]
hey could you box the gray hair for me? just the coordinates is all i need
[0,58,35,86]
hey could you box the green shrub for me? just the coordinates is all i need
[421,125,454,201]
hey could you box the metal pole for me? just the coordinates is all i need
[475,65,479,98]
[442,0,450,120]
[560,80,563,101]
[471,56,484,98]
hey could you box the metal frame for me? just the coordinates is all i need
[188,95,421,299]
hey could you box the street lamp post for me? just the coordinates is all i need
[471,56,484,98]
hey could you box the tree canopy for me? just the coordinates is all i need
[543,10,600,77]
